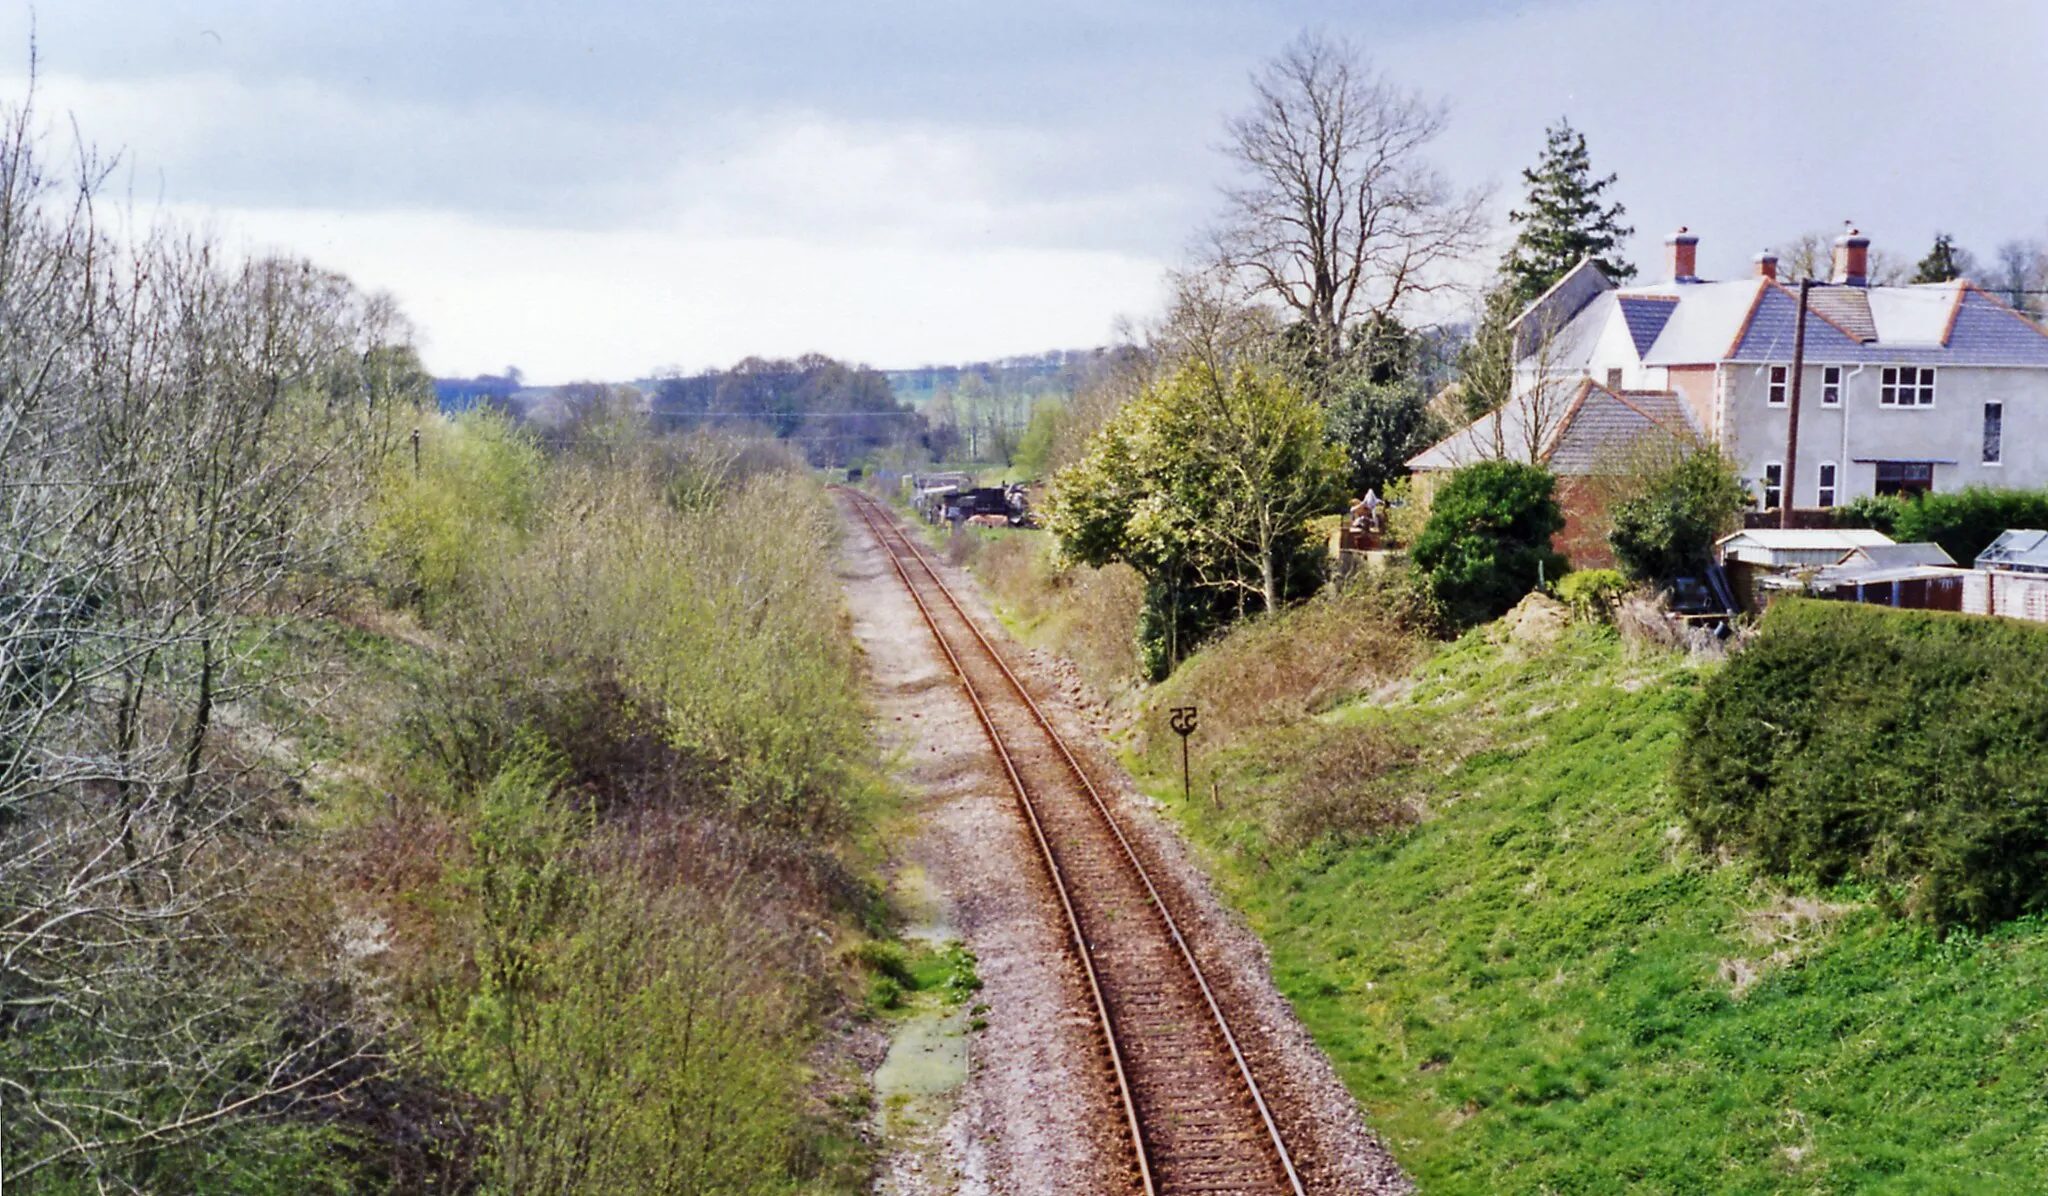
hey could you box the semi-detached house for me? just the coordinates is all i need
[1410,226,2048,561]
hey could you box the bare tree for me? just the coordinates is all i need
[0,85,424,1186]
[1213,31,1489,368]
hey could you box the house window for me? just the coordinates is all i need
[1762,462,1784,510]
[1880,365,1936,406]
[1984,401,2004,465]
[1874,460,1934,497]
[1822,366,1841,406]
[1817,462,1838,508]
[1606,367,1624,390]
[1768,365,1788,406]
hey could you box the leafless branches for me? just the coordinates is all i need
[0,87,427,1186]
[1213,31,1489,363]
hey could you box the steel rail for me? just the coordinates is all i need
[843,487,1306,1195]
[841,490,1157,1195]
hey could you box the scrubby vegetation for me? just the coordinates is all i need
[1126,606,2048,1192]
[330,420,890,1193]
[1677,599,2048,929]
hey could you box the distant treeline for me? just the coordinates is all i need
[646,354,923,465]
[883,348,1102,409]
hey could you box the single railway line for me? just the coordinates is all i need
[840,486,1307,1196]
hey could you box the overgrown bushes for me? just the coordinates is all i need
[1675,599,2048,928]
[341,421,884,1193]
[1410,460,1566,627]
[1834,485,2048,565]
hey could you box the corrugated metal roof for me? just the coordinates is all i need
[1843,542,1958,569]
[1720,528,1895,550]
[1976,528,2048,573]
[1812,563,1971,588]
[1717,528,1895,566]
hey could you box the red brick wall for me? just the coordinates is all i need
[1556,478,1615,569]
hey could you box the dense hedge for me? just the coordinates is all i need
[1675,599,2048,928]
[1834,485,2048,565]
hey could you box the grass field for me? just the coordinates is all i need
[1137,625,2048,1194]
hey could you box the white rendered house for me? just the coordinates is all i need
[1426,226,2048,513]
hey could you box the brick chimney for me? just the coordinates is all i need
[1667,226,1699,282]
[1753,251,1779,281]
[1831,224,1870,287]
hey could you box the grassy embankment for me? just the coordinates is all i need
[1123,606,2048,1194]
[946,524,2048,1193]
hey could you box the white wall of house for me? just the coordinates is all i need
[1720,363,2048,509]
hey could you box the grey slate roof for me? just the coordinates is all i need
[1510,258,1615,359]
[1408,379,1696,476]
[1729,283,2048,365]
[1618,297,1678,357]
[1976,529,2048,574]
[1519,275,2048,370]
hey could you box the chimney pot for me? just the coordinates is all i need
[1753,251,1779,281]
[1666,226,1700,283]
[1831,223,1871,287]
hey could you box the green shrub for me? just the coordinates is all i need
[1606,446,1749,582]
[1553,568,1627,621]
[366,410,545,609]
[1834,486,2048,564]
[1411,461,1566,628]
[1833,492,1908,536]
[1675,599,2048,928]
[1891,486,2048,565]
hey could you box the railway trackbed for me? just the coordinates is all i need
[840,487,1310,1196]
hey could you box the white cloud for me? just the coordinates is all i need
[187,203,1168,381]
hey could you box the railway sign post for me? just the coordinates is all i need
[1169,705,1198,804]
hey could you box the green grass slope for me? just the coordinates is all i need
[1141,626,2048,1194]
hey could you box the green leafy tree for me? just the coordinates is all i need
[1410,461,1566,627]
[1503,119,1634,307]
[1912,232,1974,284]
[1891,486,2048,565]
[1607,445,1751,582]
[1046,361,1344,674]
[1325,375,1444,498]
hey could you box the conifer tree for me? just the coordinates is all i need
[1502,119,1634,305]
[1912,232,1972,284]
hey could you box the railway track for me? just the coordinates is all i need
[840,487,1306,1196]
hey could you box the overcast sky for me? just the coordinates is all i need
[5,0,2043,382]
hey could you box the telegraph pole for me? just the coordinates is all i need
[1782,279,1811,529]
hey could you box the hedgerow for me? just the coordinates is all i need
[1675,599,2048,928]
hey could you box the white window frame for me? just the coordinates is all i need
[1821,365,1841,407]
[1984,401,2004,465]
[1880,365,1936,407]
[1767,365,1788,406]
[1762,461,1784,511]
[1817,461,1838,508]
